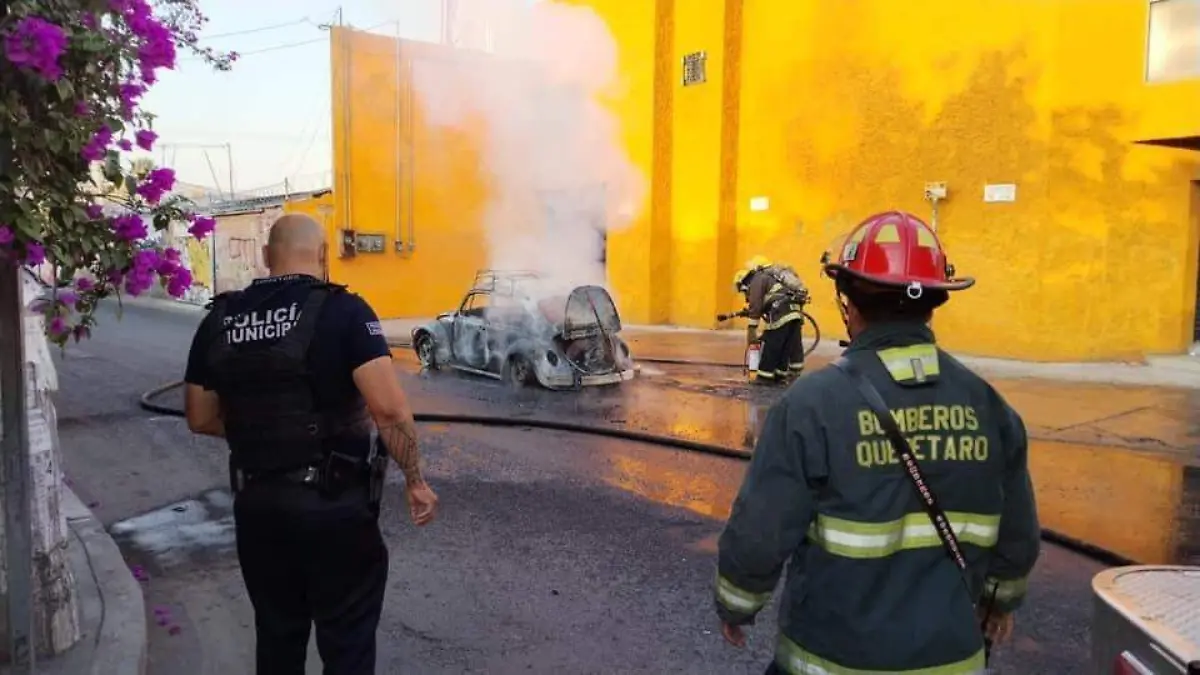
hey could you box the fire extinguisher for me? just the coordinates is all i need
[744,343,761,377]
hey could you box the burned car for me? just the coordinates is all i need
[411,270,636,389]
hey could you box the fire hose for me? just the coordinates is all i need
[140,380,1134,567]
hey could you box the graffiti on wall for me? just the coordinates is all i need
[177,233,214,305]
[213,208,280,292]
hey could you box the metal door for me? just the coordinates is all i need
[452,292,491,369]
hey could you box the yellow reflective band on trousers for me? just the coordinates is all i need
[776,636,987,675]
[984,575,1028,603]
[715,574,772,614]
[807,512,1000,559]
[876,344,939,383]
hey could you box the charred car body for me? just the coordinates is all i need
[412,270,636,389]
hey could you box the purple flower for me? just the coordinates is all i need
[82,125,113,162]
[135,129,157,151]
[23,242,45,266]
[124,268,153,296]
[167,268,192,298]
[155,256,179,277]
[118,82,144,120]
[48,316,70,337]
[85,203,104,220]
[112,213,147,241]
[188,215,216,241]
[136,167,175,205]
[3,17,69,81]
[112,0,176,81]
[133,248,161,270]
[0,226,13,246]
[56,290,79,309]
[74,100,90,117]
[105,267,123,285]
[75,277,95,292]
[118,139,132,151]
[163,247,181,263]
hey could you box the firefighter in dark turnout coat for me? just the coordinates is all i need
[734,258,806,384]
[715,211,1040,674]
[184,214,438,675]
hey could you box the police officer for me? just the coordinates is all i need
[183,213,438,674]
[732,257,806,385]
[714,211,1040,673]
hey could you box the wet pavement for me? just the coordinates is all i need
[46,298,1200,673]
[375,344,1200,567]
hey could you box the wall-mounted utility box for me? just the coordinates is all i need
[355,233,386,253]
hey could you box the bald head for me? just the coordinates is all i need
[263,213,327,278]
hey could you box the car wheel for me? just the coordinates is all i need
[505,354,533,387]
[415,333,438,370]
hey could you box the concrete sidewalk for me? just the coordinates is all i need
[7,487,148,675]
[381,317,1200,390]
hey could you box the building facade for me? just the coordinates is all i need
[323,0,1200,361]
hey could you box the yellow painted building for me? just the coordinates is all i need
[325,0,1200,361]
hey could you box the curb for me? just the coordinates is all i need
[62,486,147,675]
[113,294,206,316]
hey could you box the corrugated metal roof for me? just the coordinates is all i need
[202,188,333,216]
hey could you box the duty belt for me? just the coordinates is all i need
[246,464,322,486]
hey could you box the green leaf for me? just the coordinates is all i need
[102,151,122,184]
[55,80,74,102]
[14,214,41,239]
[124,174,139,196]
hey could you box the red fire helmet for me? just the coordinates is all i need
[822,211,974,297]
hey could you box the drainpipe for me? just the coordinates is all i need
[394,22,405,254]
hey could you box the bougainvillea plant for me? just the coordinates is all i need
[0,0,237,346]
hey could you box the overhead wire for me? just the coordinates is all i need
[200,17,323,41]
[179,14,403,63]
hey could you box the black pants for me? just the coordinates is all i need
[788,319,806,372]
[757,322,799,381]
[234,482,388,675]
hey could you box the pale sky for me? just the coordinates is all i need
[141,0,450,196]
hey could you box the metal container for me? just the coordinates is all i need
[1092,565,1200,673]
[745,344,761,373]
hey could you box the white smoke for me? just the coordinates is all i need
[411,0,645,300]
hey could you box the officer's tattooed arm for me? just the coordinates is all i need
[354,355,426,485]
[377,419,423,484]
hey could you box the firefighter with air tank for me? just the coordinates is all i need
[724,256,810,384]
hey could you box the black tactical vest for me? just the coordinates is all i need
[205,281,372,474]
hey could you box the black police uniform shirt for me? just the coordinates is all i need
[184,274,392,459]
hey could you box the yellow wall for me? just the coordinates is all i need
[329,28,490,319]
[579,0,1200,360]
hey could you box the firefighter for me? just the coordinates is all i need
[714,211,1040,674]
[183,214,438,674]
[733,257,805,385]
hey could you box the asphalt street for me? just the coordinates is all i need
[53,298,1105,674]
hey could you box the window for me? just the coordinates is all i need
[1147,0,1200,82]
[682,51,707,86]
[462,292,491,317]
